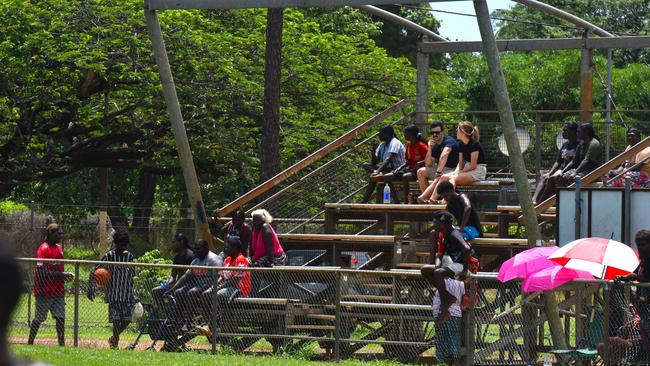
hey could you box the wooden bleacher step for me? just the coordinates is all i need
[287,325,335,331]
[341,294,392,302]
[304,314,336,321]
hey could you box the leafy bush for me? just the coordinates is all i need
[133,249,171,304]
[0,201,29,217]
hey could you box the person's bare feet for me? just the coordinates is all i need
[435,297,455,325]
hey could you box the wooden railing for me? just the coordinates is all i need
[533,136,650,215]
[216,99,412,216]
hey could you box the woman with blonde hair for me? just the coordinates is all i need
[428,122,486,201]
[250,209,287,267]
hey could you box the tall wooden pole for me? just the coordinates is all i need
[473,0,566,351]
[580,32,594,124]
[415,35,430,135]
[145,8,213,248]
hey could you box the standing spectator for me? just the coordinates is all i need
[28,224,73,346]
[361,125,406,203]
[561,123,602,184]
[87,229,137,349]
[420,211,477,324]
[430,276,464,365]
[417,122,460,203]
[532,121,579,204]
[431,122,486,198]
[437,181,483,239]
[221,208,252,256]
[151,233,195,307]
[165,239,222,326]
[250,209,287,267]
[380,125,429,203]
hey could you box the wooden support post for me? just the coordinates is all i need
[580,32,594,124]
[415,35,430,135]
[473,0,566,353]
[145,7,213,248]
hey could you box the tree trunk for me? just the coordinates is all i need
[131,171,157,243]
[260,8,284,186]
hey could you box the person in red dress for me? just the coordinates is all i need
[28,224,73,346]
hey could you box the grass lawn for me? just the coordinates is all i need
[11,345,403,366]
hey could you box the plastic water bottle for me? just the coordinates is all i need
[543,354,552,366]
[383,184,391,203]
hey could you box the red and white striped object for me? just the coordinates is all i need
[548,237,640,280]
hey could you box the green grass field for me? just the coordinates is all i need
[11,345,403,366]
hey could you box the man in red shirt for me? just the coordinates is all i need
[28,224,73,346]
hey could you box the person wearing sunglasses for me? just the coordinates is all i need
[417,122,460,204]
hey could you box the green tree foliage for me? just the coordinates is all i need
[2,1,466,215]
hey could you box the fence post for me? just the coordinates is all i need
[333,271,342,361]
[602,282,611,366]
[211,267,219,354]
[463,276,476,366]
[535,113,542,183]
[73,262,80,347]
[574,178,582,240]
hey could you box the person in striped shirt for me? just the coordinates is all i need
[87,229,137,349]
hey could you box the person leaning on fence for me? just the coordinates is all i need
[28,224,74,347]
[151,233,195,309]
[165,239,222,327]
[431,276,465,365]
[614,229,650,362]
[532,121,579,204]
[87,229,137,349]
[559,123,602,185]
[417,122,460,204]
[0,234,53,366]
[421,211,478,324]
[436,181,483,240]
[196,237,251,339]
[221,208,252,256]
[378,125,428,203]
[360,124,406,203]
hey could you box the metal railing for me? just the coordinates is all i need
[12,258,650,365]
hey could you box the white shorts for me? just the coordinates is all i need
[441,255,464,275]
[468,164,487,182]
[423,165,455,179]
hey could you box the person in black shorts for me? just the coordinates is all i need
[152,233,195,308]
[88,229,137,349]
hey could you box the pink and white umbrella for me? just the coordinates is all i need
[548,237,640,280]
[497,246,559,283]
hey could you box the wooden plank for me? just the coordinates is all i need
[324,203,445,211]
[278,233,395,242]
[287,325,335,331]
[341,294,393,302]
[217,99,411,215]
[421,36,650,54]
[498,205,556,213]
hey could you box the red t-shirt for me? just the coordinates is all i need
[34,242,65,298]
[406,140,428,169]
[223,254,251,297]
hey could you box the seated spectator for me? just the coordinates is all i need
[250,209,287,267]
[533,122,579,204]
[417,122,460,204]
[220,208,251,256]
[165,239,222,325]
[610,128,641,177]
[197,237,251,338]
[431,277,464,365]
[560,123,602,185]
[429,122,485,200]
[361,125,406,203]
[436,181,482,239]
[380,125,428,203]
[152,233,195,309]
[609,129,650,189]
[420,211,478,324]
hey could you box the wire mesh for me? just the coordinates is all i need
[10,260,650,364]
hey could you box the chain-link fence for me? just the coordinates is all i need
[11,259,650,365]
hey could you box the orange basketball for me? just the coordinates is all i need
[94,268,111,286]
